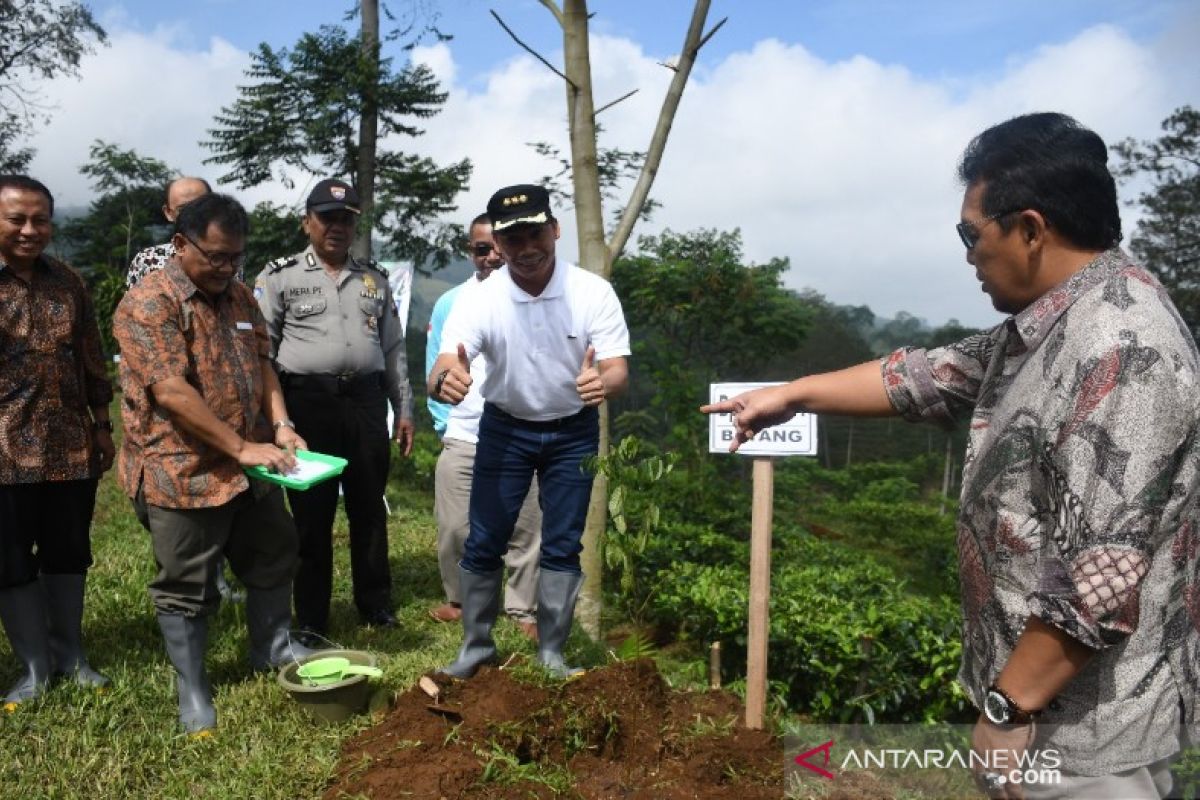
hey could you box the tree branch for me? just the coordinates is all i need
[537,0,564,27]
[594,88,638,116]
[490,8,575,89]
[608,0,715,261]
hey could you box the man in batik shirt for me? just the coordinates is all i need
[114,193,312,734]
[0,174,114,707]
[126,177,211,288]
[704,113,1199,799]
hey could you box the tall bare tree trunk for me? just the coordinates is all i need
[562,0,609,636]
[354,0,379,261]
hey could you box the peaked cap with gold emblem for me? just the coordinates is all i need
[487,183,552,231]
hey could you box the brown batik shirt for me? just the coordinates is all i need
[0,254,112,484]
[114,260,273,509]
[882,248,1200,774]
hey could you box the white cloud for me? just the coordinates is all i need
[28,16,1197,327]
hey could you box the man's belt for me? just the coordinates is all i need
[483,402,595,431]
[280,371,384,396]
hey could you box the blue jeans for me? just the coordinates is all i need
[462,403,598,575]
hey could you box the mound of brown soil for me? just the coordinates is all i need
[324,658,783,799]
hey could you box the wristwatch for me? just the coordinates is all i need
[273,419,295,430]
[984,684,1039,725]
[434,368,451,398]
[92,419,114,433]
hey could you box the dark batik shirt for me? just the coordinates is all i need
[882,248,1200,773]
[114,260,272,509]
[0,254,112,484]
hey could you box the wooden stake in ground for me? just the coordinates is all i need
[745,457,774,729]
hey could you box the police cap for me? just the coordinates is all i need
[306,179,361,214]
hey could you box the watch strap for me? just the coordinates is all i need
[988,683,1039,724]
[434,368,451,398]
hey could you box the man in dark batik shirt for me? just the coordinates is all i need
[705,114,1199,799]
[0,174,114,707]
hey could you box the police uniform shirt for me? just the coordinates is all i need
[440,259,630,422]
[256,244,413,417]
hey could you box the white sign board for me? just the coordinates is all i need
[708,382,818,456]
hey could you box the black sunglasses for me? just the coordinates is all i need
[956,209,1022,250]
[470,242,499,257]
[181,233,246,270]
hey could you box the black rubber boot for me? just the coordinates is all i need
[40,573,109,688]
[536,570,585,678]
[0,581,52,706]
[246,585,315,671]
[441,567,502,679]
[156,613,216,734]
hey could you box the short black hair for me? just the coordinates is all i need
[470,212,491,229]
[0,174,54,216]
[174,193,249,241]
[958,112,1121,250]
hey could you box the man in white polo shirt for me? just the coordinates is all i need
[428,184,630,678]
[425,212,541,638]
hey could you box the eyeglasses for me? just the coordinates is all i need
[181,233,246,270]
[956,209,1021,250]
[470,242,499,257]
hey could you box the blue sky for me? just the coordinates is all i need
[33,0,1200,326]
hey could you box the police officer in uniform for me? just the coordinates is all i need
[255,178,414,636]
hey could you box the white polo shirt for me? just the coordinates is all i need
[440,259,630,422]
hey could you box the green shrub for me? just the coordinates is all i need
[650,553,969,724]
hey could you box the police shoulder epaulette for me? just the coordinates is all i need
[266,255,299,274]
[367,259,389,279]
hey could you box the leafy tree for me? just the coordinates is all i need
[244,201,307,285]
[610,228,813,452]
[203,9,470,269]
[61,140,174,355]
[0,0,107,170]
[1113,106,1200,340]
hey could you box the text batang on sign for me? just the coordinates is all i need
[708,382,818,457]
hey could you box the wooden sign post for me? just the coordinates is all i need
[709,383,817,730]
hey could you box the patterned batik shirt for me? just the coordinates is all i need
[114,259,272,509]
[882,248,1200,774]
[0,255,113,484]
[127,241,244,289]
[126,242,175,289]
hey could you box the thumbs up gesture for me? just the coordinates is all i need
[575,345,605,406]
[432,343,474,404]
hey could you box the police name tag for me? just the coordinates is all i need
[236,321,253,331]
[708,382,818,456]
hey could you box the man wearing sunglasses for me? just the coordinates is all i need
[255,178,413,641]
[425,213,541,639]
[704,113,1199,798]
[114,193,313,733]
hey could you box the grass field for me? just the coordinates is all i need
[0,440,587,799]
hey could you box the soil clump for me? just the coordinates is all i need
[323,658,782,799]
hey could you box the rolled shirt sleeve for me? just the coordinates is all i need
[880,328,999,426]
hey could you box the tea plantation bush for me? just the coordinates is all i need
[648,534,968,723]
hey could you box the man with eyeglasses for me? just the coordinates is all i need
[114,193,314,734]
[429,184,630,678]
[127,177,221,289]
[424,213,541,638]
[704,113,1199,798]
[0,175,113,709]
[255,178,413,640]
